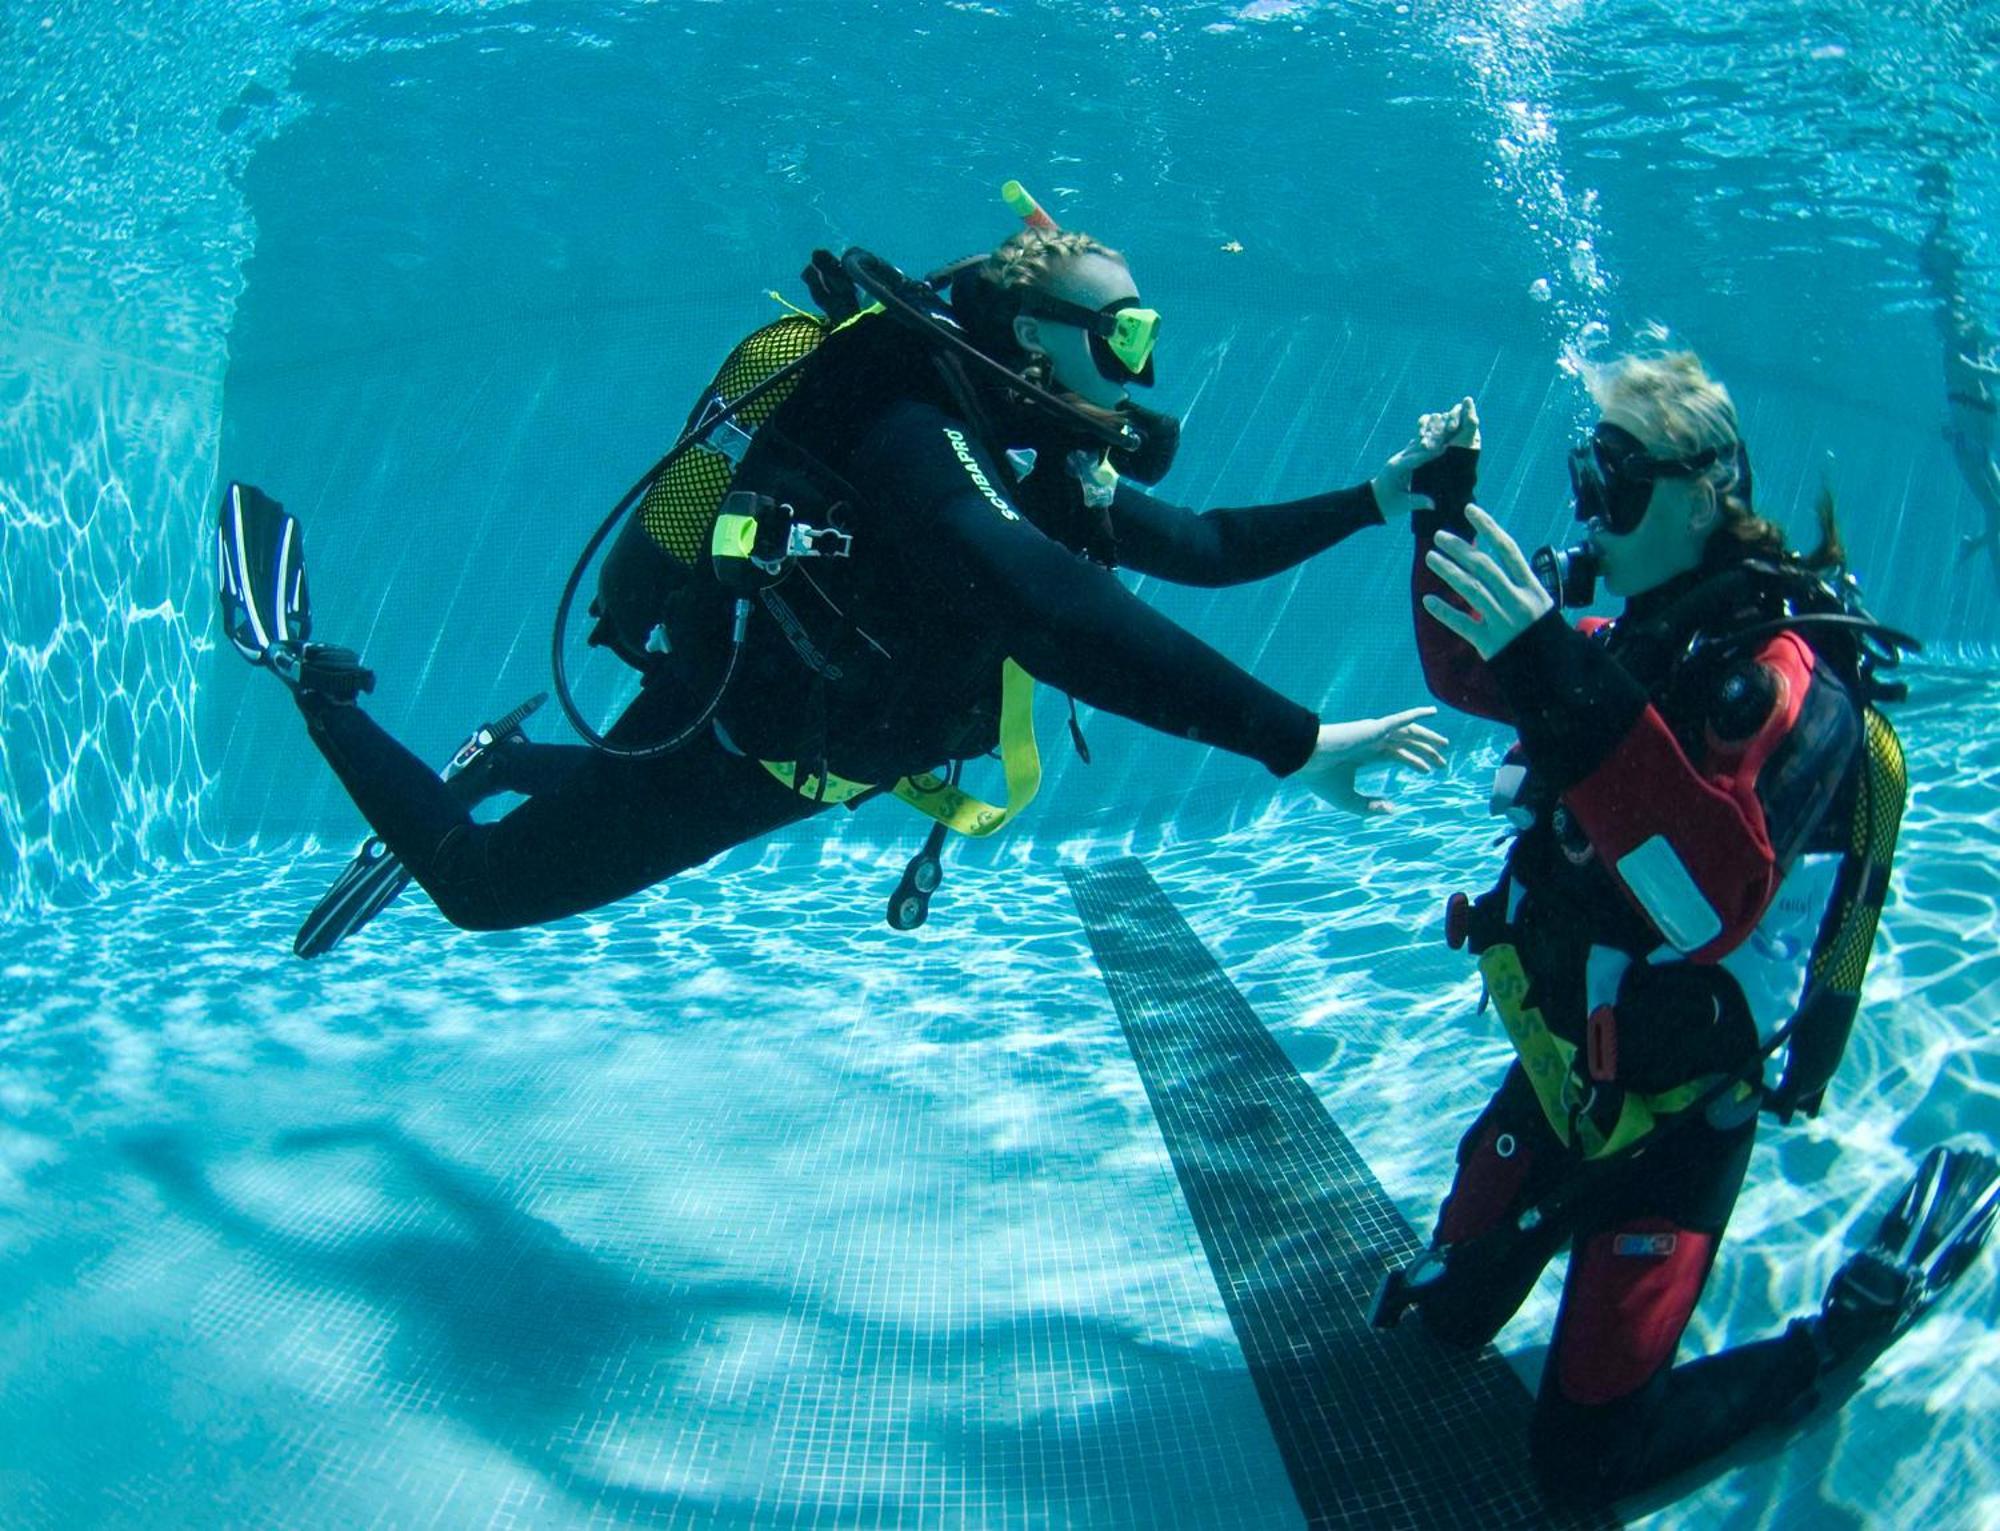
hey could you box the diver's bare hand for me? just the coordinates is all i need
[1371,396,1481,518]
[1422,503,1554,660]
[1297,706,1449,816]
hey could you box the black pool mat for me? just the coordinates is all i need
[1067,857,1613,1531]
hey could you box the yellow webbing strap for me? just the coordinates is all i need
[766,290,821,323]
[1811,706,1906,998]
[760,659,1042,838]
[757,761,874,806]
[829,301,885,335]
[890,660,1042,837]
[1478,943,1742,1160]
[1480,944,1586,1150]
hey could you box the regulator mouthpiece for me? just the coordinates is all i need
[1531,539,1600,609]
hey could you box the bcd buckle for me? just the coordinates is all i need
[1586,1004,1619,1083]
[1445,891,1471,951]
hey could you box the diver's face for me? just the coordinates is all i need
[1014,252,1140,409]
[1587,411,1714,599]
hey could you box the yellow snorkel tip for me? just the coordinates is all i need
[1002,179,1059,233]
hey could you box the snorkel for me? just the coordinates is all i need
[1002,178,1058,233]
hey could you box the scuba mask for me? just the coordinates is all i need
[1568,422,1742,536]
[1015,289,1160,386]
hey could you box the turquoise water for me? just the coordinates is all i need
[4,0,1999,1525]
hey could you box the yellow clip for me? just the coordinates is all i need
[766,290,821,323]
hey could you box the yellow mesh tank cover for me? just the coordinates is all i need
[639,314,827,565]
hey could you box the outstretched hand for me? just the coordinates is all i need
[1421,503,1555,660]
[1371,396,1481,518]
[1297,706,1449,816]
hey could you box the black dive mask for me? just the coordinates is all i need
[1569,422,1734,535]
[1111,400,1181,485]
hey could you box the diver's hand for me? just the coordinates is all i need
[1297,707,1448,816]
[1371,396,1481,518]
[1421,503,1554,660]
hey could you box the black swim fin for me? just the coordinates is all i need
[217,482,310,661]
[216,482,375,700]
[293,693,547,959]
[1817,1142,2000,1365]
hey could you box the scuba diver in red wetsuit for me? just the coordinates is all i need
[1365,358,1996,1510]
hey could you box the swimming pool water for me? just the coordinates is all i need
[2,670,1993,1526]
[5,0,1998,1525]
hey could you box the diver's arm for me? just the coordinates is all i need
[1106,480,1384,587]
[856,406,1319,775]
[1388,420,1514,721]
[1411,502,1517,723]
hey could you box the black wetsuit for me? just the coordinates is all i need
[298,329,1382,930]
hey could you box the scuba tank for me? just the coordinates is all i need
[588,313,832,675]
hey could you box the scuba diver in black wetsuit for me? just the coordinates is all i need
[217,184,1451,943]
[1363,354,1996,1511]
[1920,162,2000,593]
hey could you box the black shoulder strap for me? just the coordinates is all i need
[801,249,861,323]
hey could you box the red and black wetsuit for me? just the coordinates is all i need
[1408,494,1862,1506]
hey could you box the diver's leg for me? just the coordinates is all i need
[218,485,826,932]
[1413,1065,1571,1350]
[477,739,592,799]
[1524,1113,1820,1508]
[300,682,825,931]
[432,718,823,930]
[296,691,477,870]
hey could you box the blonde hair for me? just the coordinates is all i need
[980,228,1123,292]
[1584,348,1782,557]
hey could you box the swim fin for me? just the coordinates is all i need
[216,482,375,700]
[1817,1142,2000,1365]
[293,692,547,959]
[217,482,310,661]
[294,837,411,962]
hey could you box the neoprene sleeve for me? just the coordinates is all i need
[1107,480,1384,587]
[851,401,1322,775]
[1409,449,1514,721]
